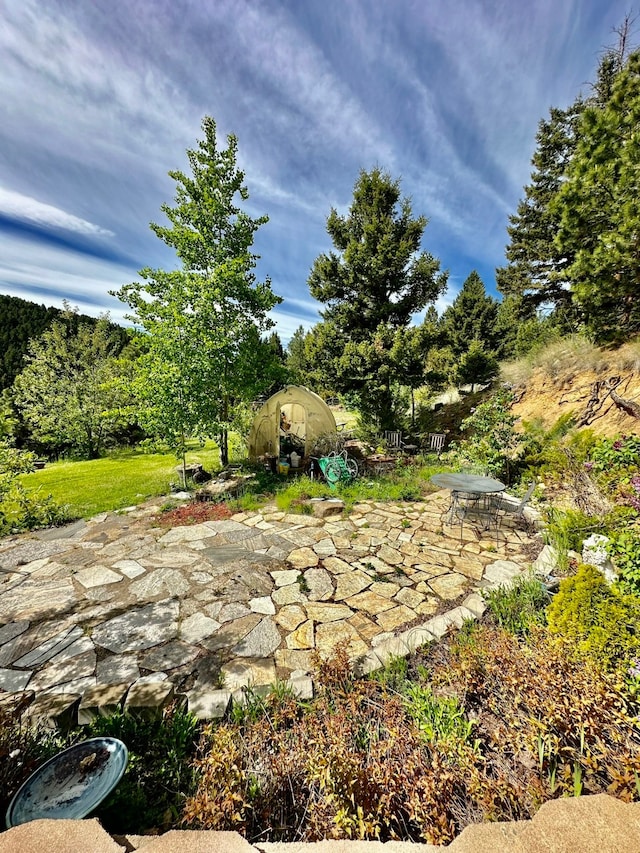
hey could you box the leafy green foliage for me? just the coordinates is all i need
[483,574,549,636]
[114,116,281,471]
[453,389,522,480]
[403,685,476,750]
[0,293,130,392]
[0,703,68,820]
[543,507,601,573]
[86,705,199,834]
[0,439,66,535]
[547,563,640,670]
[607,529,640,594]
[12,308,135,459]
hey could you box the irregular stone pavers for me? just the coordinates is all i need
[0,492,540,717]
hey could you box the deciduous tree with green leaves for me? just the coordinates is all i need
[12,309,133,459]
[308,168,447,429]
[115,117,281,474]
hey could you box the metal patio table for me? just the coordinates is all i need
[430,473,506,533]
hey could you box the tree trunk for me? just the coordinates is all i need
[220,428,229,467]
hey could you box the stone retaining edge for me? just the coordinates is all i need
[2,794,640,852]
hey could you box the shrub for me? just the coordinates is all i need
[546,564,640,671]
[0,704,68,820]
[86,704,199,834]
[544,507,602,572]
[0,439,68,535]
[607,529,640,594]
[453,389,523,482]
[448,623,640,801]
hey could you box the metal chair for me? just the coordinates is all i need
[497,482,536,517]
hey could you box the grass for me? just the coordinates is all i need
[273,457,450,513]
[19,441,222,519]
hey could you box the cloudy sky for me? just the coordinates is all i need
[0,0,632,342]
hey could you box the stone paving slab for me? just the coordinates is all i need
[0,491,540,715]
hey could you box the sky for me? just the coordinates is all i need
[0,0,632,343]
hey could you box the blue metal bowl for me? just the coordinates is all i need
[6,737,128,827]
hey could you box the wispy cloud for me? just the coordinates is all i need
[0,0,633,334]
[0,188,114,237]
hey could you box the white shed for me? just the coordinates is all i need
[247,385,337,459]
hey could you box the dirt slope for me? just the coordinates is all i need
[508,345,640,438]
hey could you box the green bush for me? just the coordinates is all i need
[86,705,199,834]
[546,563,640,671]
[453,389,523,482]
[607,528,640,594]
[544,507,602,572]
[403,684,476,751]
[590,435,640,473]
[483,574,549,636]
[0,439,68,535]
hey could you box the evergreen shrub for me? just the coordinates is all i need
[547,563,640,670]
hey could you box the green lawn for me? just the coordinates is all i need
[19,443,222,519]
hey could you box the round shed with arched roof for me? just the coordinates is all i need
[247,385,337,460]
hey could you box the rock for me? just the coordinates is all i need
[74,565,124,588]
[429,572,469,599]
[275,605,307,631]
[221,657,277,690]
[287,547,319,569]
[285,620,314,650]
[78,683,128,724]
[186,688,232,720]
[344,590,396,616]
[315,621,368,658]
[139,640,200,672]
[270,569,300,587]
[312,499,344,518]
[97,654,140,685]
[179,613,221,643]
[334,571,372,600]
[305,602,354,622]
[303,567,333,600]
[93,599,180,654]
[124,681,175,717]
[201,614,261,652]
[376,604,416,632]
[249,596,276,615]
[232,618,281,657]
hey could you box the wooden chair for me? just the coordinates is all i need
[384,430,405,453]
[426,432,446,456]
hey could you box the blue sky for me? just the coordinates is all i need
[0,0,632,343]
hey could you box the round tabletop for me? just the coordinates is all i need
[430,473,506,493]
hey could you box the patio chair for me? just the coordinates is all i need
[426,432,446,456]
[495,482,536,527]
[384,430,405,453]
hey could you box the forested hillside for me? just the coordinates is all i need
[0,294,128,390]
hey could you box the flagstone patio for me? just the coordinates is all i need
[0,491,540,719]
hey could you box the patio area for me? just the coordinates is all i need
[0,490,541,721]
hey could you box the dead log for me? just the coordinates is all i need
[610,389,640,419]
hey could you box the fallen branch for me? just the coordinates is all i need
[610,389,640,419]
